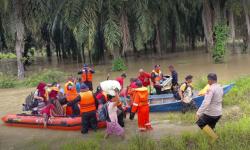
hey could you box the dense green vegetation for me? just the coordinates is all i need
[0,69,66,88]
[0,52,16,59]
[112,57,127,71]
[0,0,250,79]
[213,23,229,63]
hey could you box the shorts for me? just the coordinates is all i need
[196,114,221,129]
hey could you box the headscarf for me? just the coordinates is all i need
[37,82,47,98]
[49,90,58,100]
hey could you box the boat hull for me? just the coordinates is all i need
[1,114,106,130]
[149,84,234,112]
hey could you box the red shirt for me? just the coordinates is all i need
[116,77,124,88]
[138,72,151,87]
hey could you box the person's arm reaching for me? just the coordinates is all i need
[67,95,81,106]
[78,70,83,74]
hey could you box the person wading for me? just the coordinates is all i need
[78,64,95,91]
[67,84,98,134]
[130,80,152,131]
[196,73,223,143]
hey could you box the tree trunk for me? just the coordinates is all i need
[46,41,51,57]
[82,43,86,63]
[202,0,214,52]
[155,23,161,54]
[229,10,235,50]
[14,0,25,79]
[120,5,131,57]
[171,26,176,52]
[212,0,221,23]
[243,0,250,50]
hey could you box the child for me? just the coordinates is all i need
[105,92,125,139]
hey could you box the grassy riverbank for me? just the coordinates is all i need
[58,76,250,150]
[0,69,66,88]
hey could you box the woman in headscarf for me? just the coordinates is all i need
[31,82,48,115]
[48,84,65,116]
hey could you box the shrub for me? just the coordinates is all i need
[194,76,207,90]
[23,69,66,87]
[0,74,17,88]
[213,23,229,63]
[0,53,16,60]
[112,57,127,71]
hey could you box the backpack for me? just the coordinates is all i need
[173,82,189,100]
[97,102,111,122]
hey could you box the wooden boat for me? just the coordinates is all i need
[1,114,106,130]
[149,84,234,112]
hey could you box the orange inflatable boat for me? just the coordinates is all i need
[1,114,106,131]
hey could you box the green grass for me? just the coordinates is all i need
[0,69,67,88]
[0,52,16,59]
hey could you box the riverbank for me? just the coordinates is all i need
[0,76,250,149]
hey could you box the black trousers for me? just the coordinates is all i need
[81,110,97,133]
[196,114,221,129]
[71,103,80,116]
[117,107,125,127]
[84,81,93,91]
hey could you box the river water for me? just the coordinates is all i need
[1,50,250,85]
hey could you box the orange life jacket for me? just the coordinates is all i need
[131,87,149,113]
[64,81,78,102]
[79,91,96,113]
[151,70,162,84]
[81,70,93,82]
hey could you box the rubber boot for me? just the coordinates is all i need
[202,125,218,143]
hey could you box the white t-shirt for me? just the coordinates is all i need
[108,102,118,122]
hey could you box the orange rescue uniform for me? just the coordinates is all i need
[64,81,78,102]
[79,91,96,113]
[81,70,93,82]
[131,87,152,131]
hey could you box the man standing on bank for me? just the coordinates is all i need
[196,73,223,143]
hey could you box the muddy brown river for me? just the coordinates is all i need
[0,50,250,149]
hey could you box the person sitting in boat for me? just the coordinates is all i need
[168,65,178,90]
[138,69,151,93]
[198,84,210,96]
[31,82,48,115]
[48,83,65,116]
[76,78,82,93]
[177,75,197,113]
[151,65,163,94]
[64,76,80,116]
[78,64,95,91]
[67,83,98,134]
[116,73,127,89]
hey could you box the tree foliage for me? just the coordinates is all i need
[0,0,250,77]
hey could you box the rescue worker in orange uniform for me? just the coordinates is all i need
[78,64,95,91]
[64,76,80,116]
[151,65,163,94]
[130,80,152,131]
[67,84,98,134]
